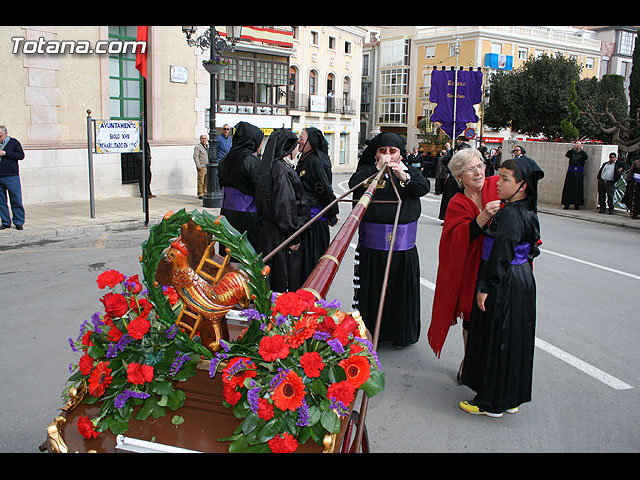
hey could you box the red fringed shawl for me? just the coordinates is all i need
[428,176,499,358]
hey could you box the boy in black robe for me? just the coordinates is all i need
[460,155,544,417]
[218,121,264,255]
[348,132,430,348]
[295,127,339,283]
[255,129,310,293]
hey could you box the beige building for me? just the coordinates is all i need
[288,26,367,170]
[366,26,604,151]
[1,25,365,208]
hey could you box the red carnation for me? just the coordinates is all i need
[300,351,325,378]
[258,334,290,362]
[81,331,93,350]
[163,286,179,305]
[107,325,123,343]
[96,269,125,289]
[127,362,154,385]
[223,383,242,406]
[77,415,100,439]
[257,398,274,421]
[327,380,355,406]
[222,357,257,389]
[268,432,299,453]
[78,354,94,376]
[127,315,150,340]
[100,292,129,318]
[272,290,315,318]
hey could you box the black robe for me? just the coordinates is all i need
[349,162,430,347]
[218,122,263,255]
[256,129,310,293]
[295,128,339,283]
[561,148,588,207]
[461,200,541,413]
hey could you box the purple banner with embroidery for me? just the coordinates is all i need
[429,69,483,139]
[358,221,417,251]
[222,186,257,212]
[483,236,530,265]
[310,204,327,222]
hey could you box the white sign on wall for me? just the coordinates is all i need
[95,120,140,153]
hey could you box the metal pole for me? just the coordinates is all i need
[453,33,460,142]
[203,26,222,208]
[140,113,149,226]
[86,109,95,219]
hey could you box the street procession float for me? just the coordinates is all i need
[40,167,400,454]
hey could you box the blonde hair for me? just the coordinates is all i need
[448,148,483,187]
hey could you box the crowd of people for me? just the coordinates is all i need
[207,121,549,419]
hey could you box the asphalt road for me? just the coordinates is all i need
[1,173,638,453]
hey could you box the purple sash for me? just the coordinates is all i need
[358,221,417,251]
[310,205,327,222]
[568,165,584,173]
[633,173,640,184]
[482,236,530,265]
[222,186,257,213]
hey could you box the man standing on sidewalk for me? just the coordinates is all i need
[0,125,25,230]
[193,134,208,199]
[597,152,628,214]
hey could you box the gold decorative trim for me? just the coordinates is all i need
[46,416,69,453]
[319,254,340,266]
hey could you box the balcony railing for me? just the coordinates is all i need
[288,92,357,115]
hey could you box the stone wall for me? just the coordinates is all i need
[501,141,618,210]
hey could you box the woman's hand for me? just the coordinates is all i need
[476,291,488,311]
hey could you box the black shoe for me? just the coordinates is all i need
[599,209,605,214]
[563,205,570,210]
[0,224,10,230]
[574,205,580,210]
[608,210,614,215]
[15,225,23,230]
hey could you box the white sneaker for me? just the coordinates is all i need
[505,407,519,414]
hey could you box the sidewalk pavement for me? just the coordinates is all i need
[1,192,638,249]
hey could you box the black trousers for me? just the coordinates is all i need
[598,178,615,212]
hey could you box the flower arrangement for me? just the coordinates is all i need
[202,56,231,66]
[209,289,385,453]
[65,269,202,439]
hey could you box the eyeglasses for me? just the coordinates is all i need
[462,163,486,174]
[223,128,230,131]
[377,147,400,155]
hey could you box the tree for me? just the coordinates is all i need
[576,74,628,143]
[560,80,580,141]
[484,53,582,140]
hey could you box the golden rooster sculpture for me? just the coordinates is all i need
[155,220,250,353]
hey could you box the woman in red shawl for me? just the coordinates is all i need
[428,148,501,382]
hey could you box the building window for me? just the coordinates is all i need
[362,53,370,76]
[380,68,408,95]
[361,82,371,113]
[344,41,352,55]
[310,31,319,46]
[381,38,410,67]
[309,70,317,95]
[218,55,289,115]
[108,26,142,120]
[618,30,635,56]
[425,45,436,59]
[518,47,528,60]
[379,97,407,124]
[585,57,594,70]
[329,36,336,50]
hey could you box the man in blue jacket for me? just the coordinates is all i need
[0,125,26,230]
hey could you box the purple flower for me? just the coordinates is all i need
[248,384,260,413]
[328,398,350,417]
[354,336,381,369]
[169,351,190,377]
[165,324,178,340]
[327,337,344,355]
[296,399,309,426]
[115,389,150,409]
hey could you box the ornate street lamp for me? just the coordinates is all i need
[182,26,243,208]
